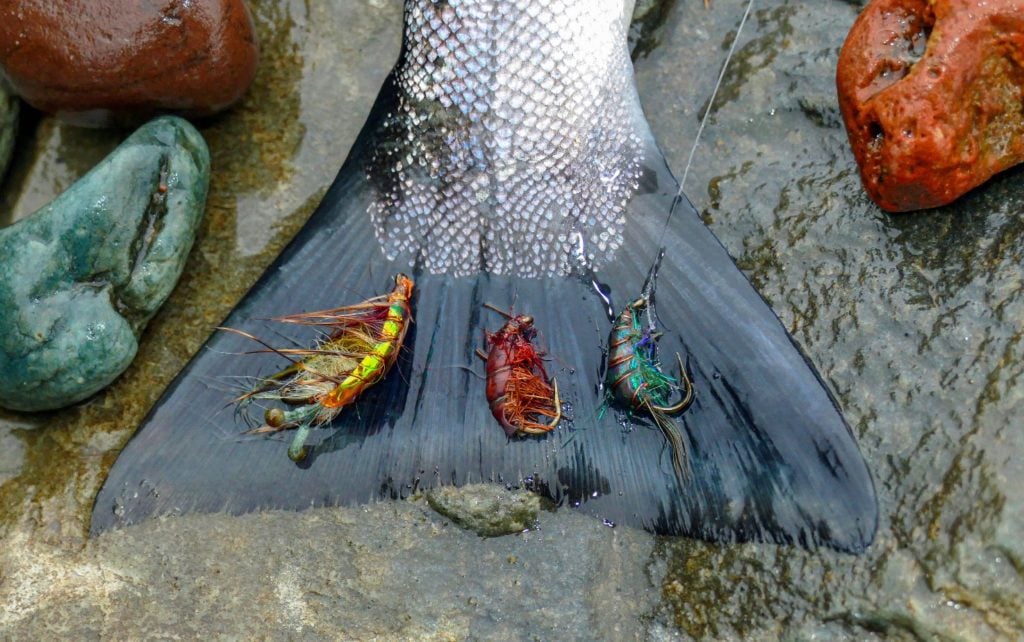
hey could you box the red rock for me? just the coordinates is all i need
[0,0,259,127]
[837,0,1024,212]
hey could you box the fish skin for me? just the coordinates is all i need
[91,0,877,552]
[367,0,644,278]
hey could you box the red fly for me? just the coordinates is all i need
[476,304,561,437]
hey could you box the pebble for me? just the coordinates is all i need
[0,0,259,127]
[425,484,543,537]
[837,0,1024,212]
[0,116,209,411]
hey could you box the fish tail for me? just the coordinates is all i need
[92,42,876,552]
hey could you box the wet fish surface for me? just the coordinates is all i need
[92,0,877,552]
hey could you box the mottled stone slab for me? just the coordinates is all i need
[0,503,659,639]
[0,116,209,411]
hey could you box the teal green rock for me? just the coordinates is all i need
[0,116,209,411]
[0,84,16,182]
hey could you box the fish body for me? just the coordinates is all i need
[92,0,878,552]
[368,0,644,277]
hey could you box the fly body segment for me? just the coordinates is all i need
[476,304,561,438]
[224,273,415,462]
[606,294,695,483]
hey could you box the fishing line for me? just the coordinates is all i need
[644,0,756,333]
[661,0,756,233]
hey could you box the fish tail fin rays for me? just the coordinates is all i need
[598,130,878,551]
[90,85,876,554]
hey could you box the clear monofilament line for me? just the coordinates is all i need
[662,0,756,232]
[637,0,756,379]
[678,0,755,193]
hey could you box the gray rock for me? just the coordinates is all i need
[426,483,544,537]
[0,503,660,639]
[0,83,16,182]
[0,116,209,411]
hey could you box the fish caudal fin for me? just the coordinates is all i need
[91,74,876,552]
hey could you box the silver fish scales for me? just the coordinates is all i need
[367,0,644,277]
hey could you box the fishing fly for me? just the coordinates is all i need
[223,273,414,462]
[605,256,695,483]
[597,0,755,482]
[476,304,562,438]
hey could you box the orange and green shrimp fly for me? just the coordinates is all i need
[224,273,414,461]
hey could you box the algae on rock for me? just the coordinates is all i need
[0,116,209,411]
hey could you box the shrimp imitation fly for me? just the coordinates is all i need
[606,290,694,483]
[223,273,414,462]
[476,304,561,438]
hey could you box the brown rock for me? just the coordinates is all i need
[0,0,259,127]
[837,0,1024,212]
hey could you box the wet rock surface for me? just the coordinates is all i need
[0,116,209,411]
[426,484,544,537]
[837,0,1024,212]
[0,84,15,182]
[0,0,1022,639]
[0,0,259,127]
[0,503,660,639]
[638,0,1024,637]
